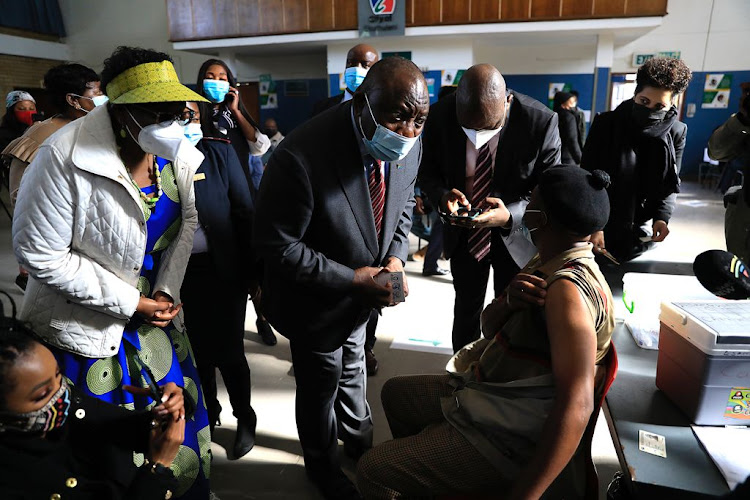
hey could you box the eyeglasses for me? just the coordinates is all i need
[132,105,196,126]
[177,109,198,125]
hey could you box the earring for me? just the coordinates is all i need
[120,127,127,139]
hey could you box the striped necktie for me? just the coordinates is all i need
[468,144,493,261]
[369,159,386,239]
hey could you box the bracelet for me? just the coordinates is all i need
[143,458,172,476]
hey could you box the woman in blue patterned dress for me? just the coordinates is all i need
[13,47,211,499]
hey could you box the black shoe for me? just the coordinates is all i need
[307,468,362,500]
[256,318,277,346]
[232,409,257,459]
[365,349,379,376]
[422,267,450,276]
[208,403,222,435]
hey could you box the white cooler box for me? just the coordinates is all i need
[656,301,750,426]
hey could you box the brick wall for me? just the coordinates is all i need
[0,54,65,114]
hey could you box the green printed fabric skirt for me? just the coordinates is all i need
[51,157,210,499]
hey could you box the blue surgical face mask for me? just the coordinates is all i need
[358,93,418,162]
[203,79,230,103]
[70,94,109,114]
[183,122,203,146]
[344,66,368,93]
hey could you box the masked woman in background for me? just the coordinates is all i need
[2,63,105,293]
[581,57,692,262]
[13,46,211,499]
[3,63,105,207]
[0,91,36,152]
[196,58,276,347]
[195,58,270,194]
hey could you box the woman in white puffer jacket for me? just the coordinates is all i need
[12,46,213,499]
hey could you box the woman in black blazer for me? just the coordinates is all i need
[0,323,184,500]
[180,101,259,459]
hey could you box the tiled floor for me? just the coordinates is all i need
[0,181,727,499]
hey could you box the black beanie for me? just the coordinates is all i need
[538,165,611,236]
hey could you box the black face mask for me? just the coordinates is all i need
[631,102,668,128]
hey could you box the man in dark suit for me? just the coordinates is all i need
[420,64,561,353]
[311,43,379,117]
[254,57,429,500]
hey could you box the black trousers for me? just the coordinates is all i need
[449,230,519,353]
[290,312,373,476]
[181,253,253,422]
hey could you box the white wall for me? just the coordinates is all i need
[58,0,213,84]
[612,0,750,73]
[326,37,474,74]
[473,39,596,75]
[233,52,328,81]
[58,0,750,84]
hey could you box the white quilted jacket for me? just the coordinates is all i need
[13,104,202,358]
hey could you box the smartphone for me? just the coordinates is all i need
[439,206,484,223]
[133,356,163,402]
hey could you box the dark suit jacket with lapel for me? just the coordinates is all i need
[254,101,420,352]
[195,138,257,288]
[419,90,561,268]
[311,92,345,117]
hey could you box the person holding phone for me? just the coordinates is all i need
[12,47,212,498]
[419,64,561,353]
[195,58,270,195]
[0,320,185,500]
[195,58,276,347]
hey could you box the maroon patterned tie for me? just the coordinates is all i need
[468,145,493,261]
[369,159,386,239]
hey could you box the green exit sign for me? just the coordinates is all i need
[632,51,681,67]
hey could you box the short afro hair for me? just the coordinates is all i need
[635,57,692,97]
[44,63,100,113]
[101,46,173,94]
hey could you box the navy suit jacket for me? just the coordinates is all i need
[194,138,256,288]
[253,101,420,351]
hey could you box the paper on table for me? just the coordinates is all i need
[692,425,750,490]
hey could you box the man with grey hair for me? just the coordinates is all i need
[419,63,561,353]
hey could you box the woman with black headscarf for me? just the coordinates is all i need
[553,91,582,166]
[581,57,693,262]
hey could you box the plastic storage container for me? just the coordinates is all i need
[656,300,750,425]
[621,273,717,349]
